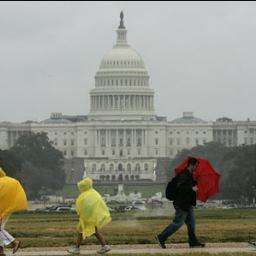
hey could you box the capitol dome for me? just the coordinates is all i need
[99,47,146,70]
[89,12,156,121]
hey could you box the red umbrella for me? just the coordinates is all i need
[175,156,221,202]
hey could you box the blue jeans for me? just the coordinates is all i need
[158,205,198,245]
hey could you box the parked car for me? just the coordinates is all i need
[55,206,73,213]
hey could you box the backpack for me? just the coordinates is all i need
[165,174,180,201]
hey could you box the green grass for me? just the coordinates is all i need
[76,254,256,256]
[6,209,256,248]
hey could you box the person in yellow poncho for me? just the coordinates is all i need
[0,167,28,256]
[67,177,111,255]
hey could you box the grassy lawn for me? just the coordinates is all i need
[71,254,256,256]
[5,209,256,248]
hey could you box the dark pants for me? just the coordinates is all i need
[158,205,199,245]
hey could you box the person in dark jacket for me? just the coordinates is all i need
[155,158,205,249]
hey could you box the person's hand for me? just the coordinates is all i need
[192,186,199,192]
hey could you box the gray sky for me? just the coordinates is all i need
[1,1,256,122]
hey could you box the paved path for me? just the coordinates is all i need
[5,243,256,255]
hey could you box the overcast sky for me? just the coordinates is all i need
[1,1,256,122]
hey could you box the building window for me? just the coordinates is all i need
[120,149,123,157]
[71,139,74,146]
[63,150,67,156]
[102,150,105,155]
[135,164,140,172]
[112,149,115,155]
[71,151,74,156]
[155,138,158,145]
[177,138,180,145]
[84,138,87,145]
[138,149,141,155]
[195,138,199,145]
[63,140,67,146]
[137,137,142,147]
[186,137,190,145]
[169,149,173,156]
[84,150,87,155]
[155,149,158,155]
[203,138,206,144]
[169,138,173,145]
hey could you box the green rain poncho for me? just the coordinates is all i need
[75,177,111,239]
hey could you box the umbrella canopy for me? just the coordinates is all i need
[175,156,221,202]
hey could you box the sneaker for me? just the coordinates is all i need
[155,235,166,249]
[67,246,80,254]
[97,245,111,254]
[190,242,205,248]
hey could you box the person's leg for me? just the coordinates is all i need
[95,227,111,254]
[94,227,106,246]
[184,207,198,245]
[75,233,83,248]
[158,206,187,243]
[0,246,4,255]
[67,222,82,254]
[185,208,205,247]
[0,216,17,252]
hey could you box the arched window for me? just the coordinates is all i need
[135,163,140,172]
[101,164,105,172]
[127,163,131,172]
[118,163,123,172]
[144,163,148,171]
[109,163,114,172]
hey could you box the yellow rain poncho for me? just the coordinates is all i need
[75,177,111,239]
[0,168,28,219]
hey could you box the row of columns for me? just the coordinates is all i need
[95,78,148,87]
[96,128,146,147]
[91,95,154,111]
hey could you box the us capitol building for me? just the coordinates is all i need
[1,12,256,183]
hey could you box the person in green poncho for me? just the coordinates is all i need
[67,177,111,254]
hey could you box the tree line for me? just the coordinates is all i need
[0,132,65,199]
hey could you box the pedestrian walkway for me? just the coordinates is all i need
[4,243,256,255]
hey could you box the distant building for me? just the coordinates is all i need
[1,13,256,184]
